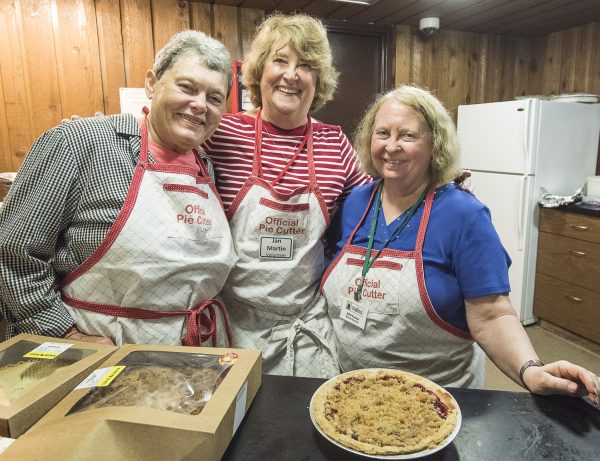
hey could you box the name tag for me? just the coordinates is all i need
[259,236,293,260]
[340,299,368,330]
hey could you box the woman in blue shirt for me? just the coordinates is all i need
[321,85,599,401]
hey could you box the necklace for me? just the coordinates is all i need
[260,117,309,162]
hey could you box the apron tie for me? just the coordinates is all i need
[270,317,335,376]
[183,299,233,347]
[61,294,232,347]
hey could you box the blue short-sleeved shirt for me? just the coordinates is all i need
[329,181,511,332]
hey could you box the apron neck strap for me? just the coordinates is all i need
[192,149,211,179]
[140,106,150,163]
[253,110,316,186]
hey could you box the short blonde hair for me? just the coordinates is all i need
[354,85,460,185]
[241,13,338,112]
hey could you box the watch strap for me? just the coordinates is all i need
[519,358,544,390]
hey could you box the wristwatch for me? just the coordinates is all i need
[519,358,544,390]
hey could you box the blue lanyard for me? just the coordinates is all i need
[355,182,430,301]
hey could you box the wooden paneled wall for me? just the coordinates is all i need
[0,0,264,173]
[394,22,600,173]
[395,27,530,117]
[1,0,599,173]
[395,23,600,119]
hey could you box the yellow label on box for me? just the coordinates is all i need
[24,351,59,359]
[24,341,72,360]
[97,366,125,386]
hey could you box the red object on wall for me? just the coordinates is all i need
[231,61,243,113]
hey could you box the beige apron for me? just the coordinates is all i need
[320,184,484,388]
[220,113,339,378]
[59,112,236,347]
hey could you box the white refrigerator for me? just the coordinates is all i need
[457,99,600,324]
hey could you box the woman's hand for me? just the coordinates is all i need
[63,326,115,346]
[522,360,600,404]
[466,294,599,404]
[453,169,473,193]
[61,111,105,123]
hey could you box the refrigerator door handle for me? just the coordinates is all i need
[517,177,527,251]
[523,99,532,173]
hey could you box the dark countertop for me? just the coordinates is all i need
[553,201,600,217]
[223,375,600,461]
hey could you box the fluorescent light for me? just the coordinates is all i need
[328,0,381,5]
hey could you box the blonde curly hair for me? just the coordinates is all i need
[354,85,460,185]
[241,13,339,113]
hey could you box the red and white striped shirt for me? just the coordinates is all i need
[203,113,371,214]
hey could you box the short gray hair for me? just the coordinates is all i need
[153,30,233,96]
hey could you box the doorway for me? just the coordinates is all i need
[313,22,395,139]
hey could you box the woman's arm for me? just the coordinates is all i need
[0,128,80,338]
[466,294,599,403]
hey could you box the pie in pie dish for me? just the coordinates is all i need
[311,369,460,456]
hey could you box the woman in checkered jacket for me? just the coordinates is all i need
[0,30,236,348]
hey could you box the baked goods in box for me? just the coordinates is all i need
[68,350,232,415]
[0,361,69,406]
[311,369,460,456]
[0,340,94,406]
[0,345,261,461]
[0,335,116,438]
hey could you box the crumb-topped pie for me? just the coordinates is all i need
[311,369,459,456]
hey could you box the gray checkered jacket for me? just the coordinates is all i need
[0,114,215,338]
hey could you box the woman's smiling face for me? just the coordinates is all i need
[370,99,433,187]
[145,51,228,153]
[259,44,316,128]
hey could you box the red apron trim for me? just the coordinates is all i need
[227,176,314,219]
[58,163,147,288]
[415,252,472,340]
[146,162,204,177]
[313,187,331,227]
[183,299,233,347]
[414,188,435,252]
[342,244,415,259]
[346,257,403,271]
[61,293,233,347]
[258,197,310,212]
[164,183,209,199]
[412,190,472,340]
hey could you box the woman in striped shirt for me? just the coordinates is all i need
[203,13,370,378]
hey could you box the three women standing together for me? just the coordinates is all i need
[1,12,598,402]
